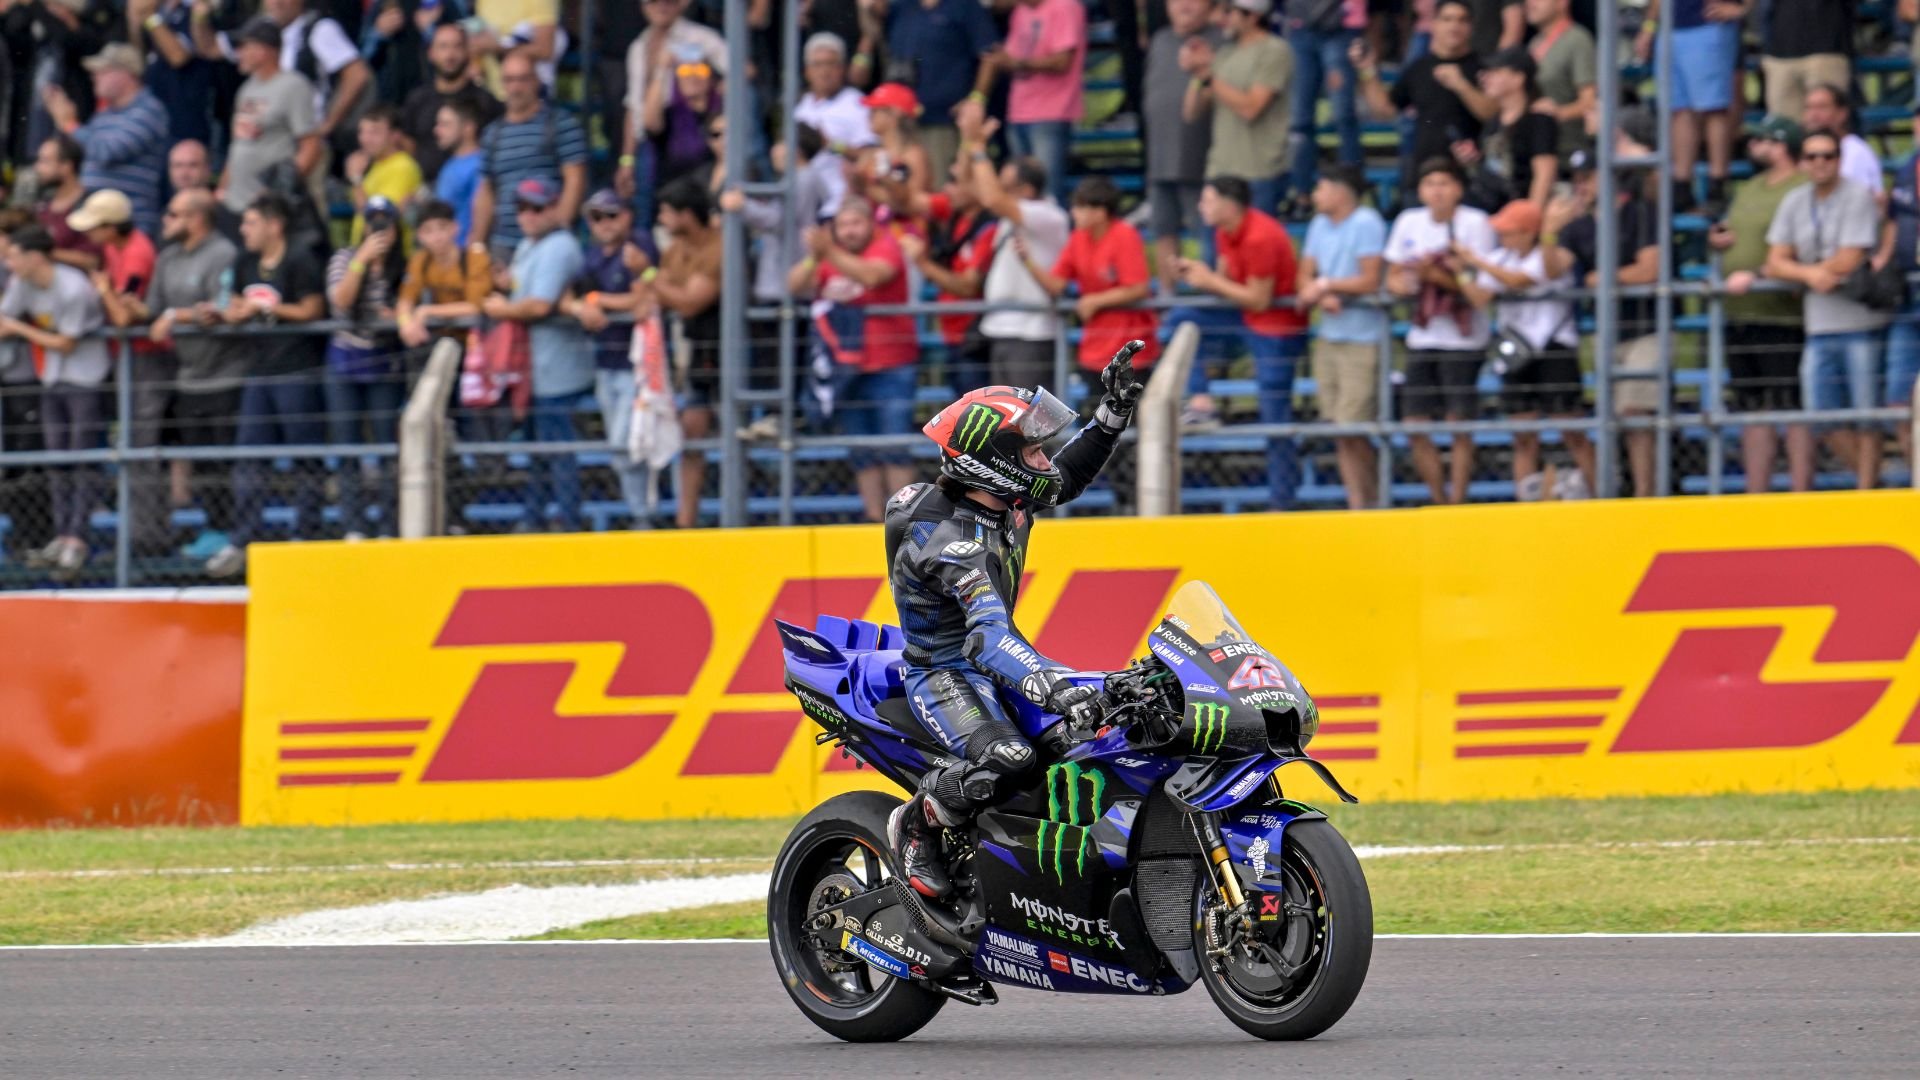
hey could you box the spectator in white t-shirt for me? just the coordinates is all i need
[1801,84,1885,200]
[1385,156,1496,505]
[1456,198,1594,501]
[795,32,877,216]
[956,99,1070,391]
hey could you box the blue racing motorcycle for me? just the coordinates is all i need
[767,581,1372,1042]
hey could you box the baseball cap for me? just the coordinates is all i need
[1230,0,1272,14]
[1746,114,1804,156]
[363,194,398,232]
[1489,199,1543,235]
[1563,144,1598,176]
[83,43,144,78]
[584,188,627,215]
[514,177,558,209]
[67,189,133,232]
[862,82,921,117]
[236,16,283,50]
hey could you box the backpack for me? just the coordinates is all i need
[292,13,374,160]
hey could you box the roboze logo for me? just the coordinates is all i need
[1189,702,1231,754]
[273,571,1178,789]
[1046,950,1152,994]
[1155,631,1199,657]
[1010,894,1122,950]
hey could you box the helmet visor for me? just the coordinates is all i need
[1012,388,1077,445]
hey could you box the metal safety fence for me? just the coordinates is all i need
[1,271,1916,590]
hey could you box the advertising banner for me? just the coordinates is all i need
[242,491,1920,825]
[2,596,243,826]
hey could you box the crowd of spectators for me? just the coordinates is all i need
[0,0,1913,583]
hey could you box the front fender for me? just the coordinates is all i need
[1217,799,1328,889]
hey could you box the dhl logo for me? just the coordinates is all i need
[274,544,1920,791]
[1452,545,1920,758]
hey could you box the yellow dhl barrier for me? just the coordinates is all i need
[242,491,1920,825]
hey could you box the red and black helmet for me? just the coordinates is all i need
[923,385,1078,508]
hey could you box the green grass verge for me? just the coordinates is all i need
[3,790,1916,945]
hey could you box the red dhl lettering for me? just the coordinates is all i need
[312,570,1182,784]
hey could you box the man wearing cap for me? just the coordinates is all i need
[193,0,371,177]
[481,177,591,532]
[1182,0,1293,217]
[71,187,170,551]
[471,50,589,261]
[217,18,322,216]
[795,32,877,217]
[0,225,111,579]
[862,0,1001,182]
[861,83,933,199]
[563,188,654,526]
[1709,115,1814,492]
[41,44,170,241]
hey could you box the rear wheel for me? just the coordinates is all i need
[1193,819,1373,1040]
[767,791,946,1043]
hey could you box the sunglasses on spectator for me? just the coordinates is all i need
[514,202,547,213]
[587,210,623,222]
[677,63,712,79]
[1803,151,1838,161]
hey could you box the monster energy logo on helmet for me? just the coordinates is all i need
[957,404,1002,452]
[1035,763,1106,883]
[1190,702,1230,754]
[1029,475,1051,500]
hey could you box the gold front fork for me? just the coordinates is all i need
[1209,840,1247,909]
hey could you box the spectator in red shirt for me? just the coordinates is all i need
[895,161,999,392]
[1164,175,1307,508]
[788,195,920,521]
[69,189,166,550]
[1012,176,1160,399]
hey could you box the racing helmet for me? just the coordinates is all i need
[922,385,1077,508]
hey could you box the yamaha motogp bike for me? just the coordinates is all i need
[767,581,1372,1042]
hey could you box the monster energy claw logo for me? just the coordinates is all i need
[957,404,1002,452]
[1190,702,1230,754]
[1036,763,1106,884]
[1029,476,1051,499]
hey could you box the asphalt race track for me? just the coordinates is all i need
[4,936,1915,1078]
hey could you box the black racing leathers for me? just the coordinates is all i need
[883,418,1122,817]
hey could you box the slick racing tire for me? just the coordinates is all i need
[1194,819,1373,1041]
[767,791,946,1043]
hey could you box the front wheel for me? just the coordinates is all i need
[1193,818,1373,1040]
[767,790,946,1043]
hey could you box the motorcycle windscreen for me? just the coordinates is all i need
[1148,582,1320,757]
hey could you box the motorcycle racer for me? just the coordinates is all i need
[884,341,1147,898]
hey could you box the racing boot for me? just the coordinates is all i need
[888,793,954,899]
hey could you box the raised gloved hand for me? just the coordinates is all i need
[1096,339,1147,431]
[1022,670,1105,730]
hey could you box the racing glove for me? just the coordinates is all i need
[1020,670,1105,730]
[1095,339,1147,433]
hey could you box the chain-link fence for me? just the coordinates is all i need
[0,284,1915,591]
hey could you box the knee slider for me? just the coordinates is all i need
[961,724,1036,805]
